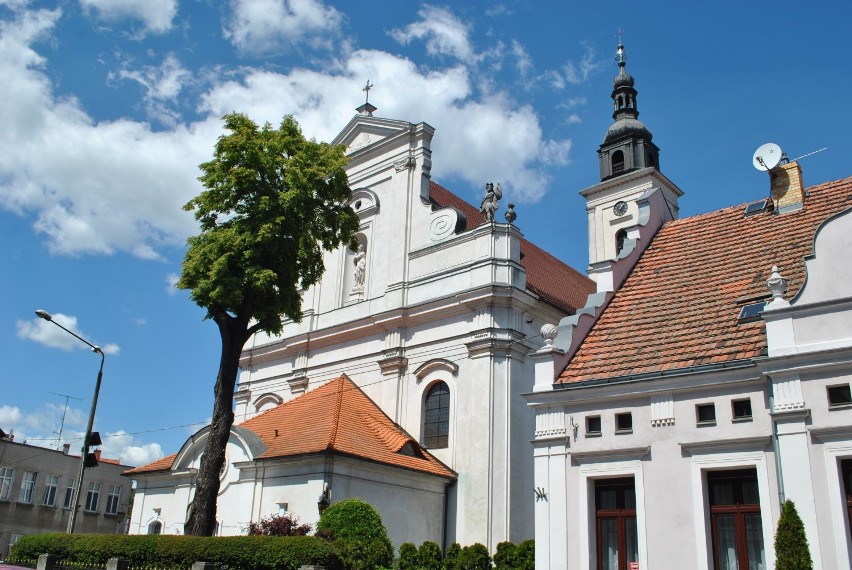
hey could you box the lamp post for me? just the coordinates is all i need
[35,309,105,534]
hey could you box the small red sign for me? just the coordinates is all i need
[629,563,639,570]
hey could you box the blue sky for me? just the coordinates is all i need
[1,0,849,466]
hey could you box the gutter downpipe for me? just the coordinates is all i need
[767,375,786,504]
[442,479,455,552]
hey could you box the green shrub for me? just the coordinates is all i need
[397,542,419,569]
[775,499,813,570]
[442,543,461,570]
[246,513,311,536]
[456,543,490,570]
[418,541,443,570]
[513,540,534,570]
[492,541,516,570]
[9,533,343,570]
[317,498,393,569]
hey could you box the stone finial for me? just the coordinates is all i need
[541,323,558,347]
[504,203,516,225]
[767,265,787,300]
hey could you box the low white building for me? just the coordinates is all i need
[527,39,852,570]
[126,102,594,549]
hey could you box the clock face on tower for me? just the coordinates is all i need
[613,201,628,217]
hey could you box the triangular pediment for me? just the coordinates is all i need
[331,115,414,155]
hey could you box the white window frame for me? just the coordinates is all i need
[85,481,101,512]
[0,467,13,500]
[42,474,59,507]
[63,478,76,509]
[821,438,852,566]
[689,451,775,570]
[578,459,648,570]
[19,471,37,503]
[105,484,121,515]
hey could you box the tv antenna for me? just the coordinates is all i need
[752,142,783,171]
[50,391,82,450]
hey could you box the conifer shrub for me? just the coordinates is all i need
[492,541,516,569]
[456,543,490,570]
[513,539,535,570]
[418,540,443,569]
[774,499,813,570]
[442,542,461,570]
[397,542,419,569]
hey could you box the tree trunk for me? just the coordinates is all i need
[184,313,249,536]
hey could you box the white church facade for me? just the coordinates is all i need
[126,102,594,549]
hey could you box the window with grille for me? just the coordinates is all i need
[423,382,450,449]
[595,478,639,570]
[42,474,59,507]
[19,471,37,503]
[0,467,13,501]
[106,485,121,515]
[63,478,76,509]
[707,469,765,570]
[85,481,100,512]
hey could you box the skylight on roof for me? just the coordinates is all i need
[744,199,771,217]
[738,301,767,322]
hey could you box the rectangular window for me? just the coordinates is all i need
[85,481,100,512]
[42,475,59,507]
[615,412,632,433]
[843,460,852,544]
[595,478,639,570]
[105,485,121,515]
[732,399,753,421]
[63,478,76,509]
[828,384,852,407]
[697,403,717,425]
[707,469,765,570]
[19,471,37,503]
[587,415,602,436]
[0,467,13,500]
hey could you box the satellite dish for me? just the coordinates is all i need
[753,143,783,171]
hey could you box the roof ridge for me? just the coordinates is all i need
[326,376,345,449]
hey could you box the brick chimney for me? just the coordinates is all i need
[63,443,71,454]
[94,449,102,461]
[770,161,805,212]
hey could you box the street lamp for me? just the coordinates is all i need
[35,309,106,534]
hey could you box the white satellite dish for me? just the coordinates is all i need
[753,142,783,171]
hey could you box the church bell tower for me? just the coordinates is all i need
[580,35,682,291]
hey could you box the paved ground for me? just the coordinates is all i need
[0,564,33,569]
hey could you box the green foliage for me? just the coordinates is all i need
[456,543,491,570]
[775,499,813,570]
[443,543,461,570]
[246,513,312,536]
[418,541,443,570]
[492,541,516,570]
[8,533,343,570]
[513,540,534,570]
[397,543,419,569]
[178,112,359,335]
[317,499,393,569]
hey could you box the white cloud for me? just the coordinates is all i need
[0,7,213,258]
[390,5,479,65]
[101,430,164,466]
[113,53,192,126]
[561,43,600,86]
[165,272,179,295]
[16,312,120,354]
[0,405,24,426]
[79,0,177,36]
[224,0,343,55]
[511,39,533,78]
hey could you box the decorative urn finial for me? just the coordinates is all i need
[504,203,516,225]
[766,265,788,300]
[541,324,558,347]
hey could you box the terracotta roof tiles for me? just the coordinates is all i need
[558,176,852,383]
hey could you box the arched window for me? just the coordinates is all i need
[611,150,625,174]
[615,229,628,256]
[423,382,450,449]
[148,520,162,535]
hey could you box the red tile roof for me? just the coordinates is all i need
[429,181,594,313]
[558,175,852,384]
[125,376,455,480]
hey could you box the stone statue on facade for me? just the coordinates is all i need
[480,182,502,223]
[352,243,367,294]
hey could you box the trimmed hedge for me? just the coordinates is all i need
[9,533,343,570]
[317,498,393,569]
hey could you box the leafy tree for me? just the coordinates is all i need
[179,113,358,535]
[246,513,312,536]
[774,499,812,570]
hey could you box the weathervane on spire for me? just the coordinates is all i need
[357,79,377,116]
[615,28,626,65]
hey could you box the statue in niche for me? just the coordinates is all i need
[351,243,367,293]
[480,182,502,223]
